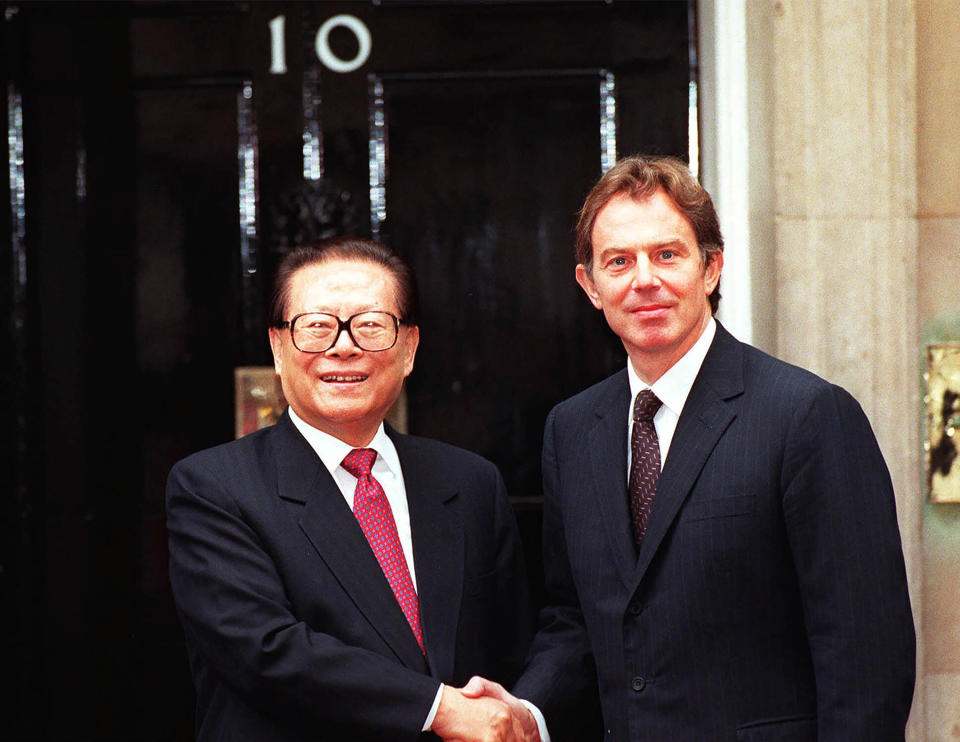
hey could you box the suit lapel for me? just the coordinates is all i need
[391,428,462,682]
[271,413,428,673]
[634,323,744,585]
[587,371,640,591]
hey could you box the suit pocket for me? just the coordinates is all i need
[682,494,755,521]
[736,715,816,741]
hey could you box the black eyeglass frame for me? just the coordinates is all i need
[274,311,406,353]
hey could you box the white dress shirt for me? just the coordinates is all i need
[626,317,716,473]
[287,408,444,730]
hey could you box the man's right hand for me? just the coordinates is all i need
[460,676,542,742]
[430,684,532,742]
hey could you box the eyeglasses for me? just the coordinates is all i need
[275,311,404,353]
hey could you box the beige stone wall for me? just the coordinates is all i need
[703,1,960,734]
[731,0,960,738]
[917,0,960,738]
[734,0,951,737]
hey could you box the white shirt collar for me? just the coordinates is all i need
[287,406,402,479]
[627,317,716,418]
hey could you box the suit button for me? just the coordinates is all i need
[631,676,646,692]
[628,601,642,615]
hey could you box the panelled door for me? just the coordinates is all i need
[2,2,693,738]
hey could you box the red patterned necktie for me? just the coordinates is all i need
[628,390,663,550]
[341,447,425,654]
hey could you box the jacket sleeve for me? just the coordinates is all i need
[166,456,440,740]
[781,384,916,740]
[512,408,602,741]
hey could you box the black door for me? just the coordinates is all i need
[2,2,693,738]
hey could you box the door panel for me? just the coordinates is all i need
[382,71,619,496]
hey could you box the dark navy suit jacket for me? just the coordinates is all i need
[514,322,915,741]
[167,412,532,741]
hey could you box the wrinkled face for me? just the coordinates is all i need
[576,189,722,383]
[269,259,419,446]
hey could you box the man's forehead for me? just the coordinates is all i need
[596,188,684,220]
[594,192,693,235]
[289,259,400,310]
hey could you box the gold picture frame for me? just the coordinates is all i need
[925,343,960,503]
[234,367,286,439]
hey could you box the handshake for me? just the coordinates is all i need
[431,676,542,742]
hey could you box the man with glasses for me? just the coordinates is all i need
[167,238,536,741]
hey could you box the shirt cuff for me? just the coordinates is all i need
[422,683,444,732]
[519,699,551,742]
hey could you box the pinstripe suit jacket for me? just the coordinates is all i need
[514,322,915,741]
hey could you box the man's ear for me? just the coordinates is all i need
[575,264,603,310]
[268,328,283,377]
[703,250,723,295]
[401,324,419,378]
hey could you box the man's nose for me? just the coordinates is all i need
[631,257,660,290]
[326,325,362,356]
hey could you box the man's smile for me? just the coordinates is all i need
[320,374,369,383]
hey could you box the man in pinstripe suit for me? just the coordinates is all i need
[469,156,915,741]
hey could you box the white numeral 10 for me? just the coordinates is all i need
[269,14,373,75]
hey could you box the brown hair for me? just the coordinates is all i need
[575,155,724,313]
[268,237,420,326]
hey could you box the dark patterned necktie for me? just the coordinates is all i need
[628,390,663,550]
[342,448,425,653]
